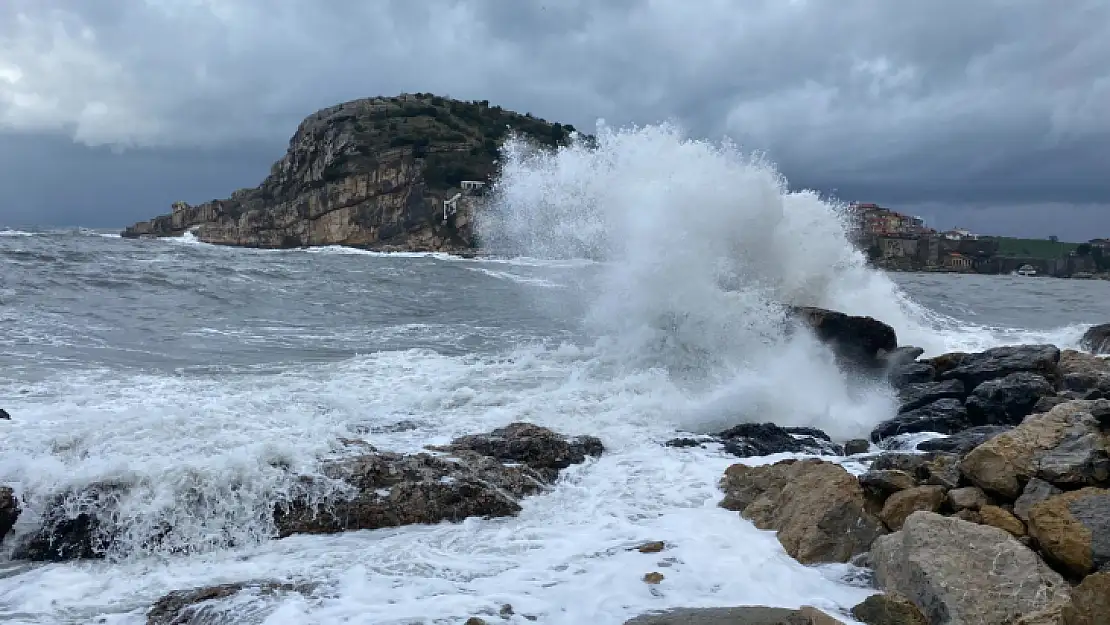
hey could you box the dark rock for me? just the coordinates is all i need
[664,437,708,448]
[850,593,928,625]
[1035,431,1110,487]
[624,606,846,624]
[947,486,990,512]
[965,372,1055,425]
[916,425,1011,457]
[1013,478,1063,522]
[147,581,312,625]
[1081,323,1110,354]
[717,422,841,458]
[870,398,971,443]
[782,426,832,441]
[431,422,603,482]
[1034,395,1071,414]
[897,379,966,413]
[870,453,931,476]
[925,352,969,377]
[0,408,9,420]
[789,306,898,370]
[938,344,1061,388]
[888,361,936,389]
[844,439,871,455]
[12,481,126,561]
[859,470,918,503]
[0,486,19,544]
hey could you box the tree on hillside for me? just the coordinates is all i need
[1077,243,1092,256]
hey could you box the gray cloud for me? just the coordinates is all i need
[1,0,1108,234]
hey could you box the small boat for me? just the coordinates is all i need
[1016,264,1037,276]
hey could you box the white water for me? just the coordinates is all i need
[1,123,1100,624]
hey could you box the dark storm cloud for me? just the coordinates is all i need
[0,0,1107,233]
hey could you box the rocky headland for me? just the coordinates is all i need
[120,94,583,251]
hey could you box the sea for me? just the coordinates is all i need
[2,125,1108,625]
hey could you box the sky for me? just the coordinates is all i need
[1,0,1107,240]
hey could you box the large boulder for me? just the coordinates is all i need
[878,485,947,531]
[1026,487,1110,578]
[939,344,1061,389]
[959,399,1110,499]
[1062,572,1110,625]
[624,606,846,625]
[870,511,1070,625]
[870,398,970,443]
[888,361,936,389]
[0,486,18,544]
[966,372,1056,425]
[428,422,604,482]
[916,425,1011,457]
[715,423,841,458]
[1080,323,1110,354]
[897,379,967,414]
[147,581,312,625]
[1014,478,1064,522]
[719,458,885,564]
[850,593,928,625]
[789,306,897,370]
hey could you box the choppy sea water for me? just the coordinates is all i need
[3,126,1109,624]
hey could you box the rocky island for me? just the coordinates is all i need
[121,94,583,251]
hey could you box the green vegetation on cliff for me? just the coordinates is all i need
[986,236,1079,259]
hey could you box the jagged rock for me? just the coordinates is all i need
[870,398,970,442]
[921,453,961,489]
[959,399,1110,499]
[859,470,918,503]
[12,481,126,561]
[897,379,967,414]
[636,541,666,553]
[1035,395,1073,414]
[624,606,846,625]
[966,372,1056,425]
[1062,572,1110,625]
[1014,478,1064,522]
[916,425,1011,457]
[871,511,1071,625]
[1027,487,1110,577]
[789,306,898,370]
[1036,432,1110,487]
[429,422,604,482]
[879,485,947,531]
[947,486,990,512]
[844,439,871,455]
[953,508,981,523]
[147,581,311,625]
[926,352,969,377]
[716,422,841,458]
[888,361,936,389]
[870,452,931,475]
[979,504,1026,537]
[664,436,712,448]
[0,408,9,419]
[938,344,1062,389]
[1080,323,1110,354]
[0,486,18,544]
[1059,348,1110,377]
[719,458,885,564]
[850,593,928,625]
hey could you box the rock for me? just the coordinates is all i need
[888,361,936,389]
[979,504,1026,537]
[637,541,666,553]
[1036,432,1110,487]
[1035,395,1073,414]
[870,452,930,475]
[1027,487,1110,577]
[938,344,1061,388]
[921,452,962,489]
[716,422,841,458]
[719,458,885,564]
[1014,478,1064,522]
[147,581,311,625]
[953,508,981,523]
[959,399,1110,499]
[643,572,665,584]
[916,425,1011,457]
[1062,572,1110,625]
[1059,349,1110,377]
[623,606,846,625]
[665,437,711,448]
[844,439,871,455]
[465,618,488,625]
[12,481,125,561]
[1080,323,1110,354]
[0,408,9,419]
[871,511,1070,625]
[0,486,19,544]
[430,422,604,482]
[870,398,971,443]
[966,372,1056,426]
[947,486,990,511]
[789,306,898,370]
[859,470,918,503]
[879,485,947,531]
[897,379,967,414]
[850,593,928,625]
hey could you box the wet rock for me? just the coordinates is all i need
[664,437,710,448]
[979,504,1026,537]
[870,398,971,443]
[859,469,918,504]
[789,306,898,371]
[716,423,841,458]
[879,485,947,531]
[642,572,665,584]
[1080,323,1110,354]
[1035,395,1073,414]
[897,379,967,414]
[1062,572,1110,625]
[0,408,9,420]
[1014,478,1064,522]
[624,606,846,625]
[966,372,1056,426]
[465,618,488,625]
[0,486,18,544]
[926,352,969,377]
[916,425,1011,457]
[719,458,885,564]
[844,439,871,456]
[1027,487,1110,577]
[938,344,1061,389]
[871,511,1070,625]
[888,361,936,389]
[947,486,990,512]
[637,541,666,553]
[431,422,604,482]
[870,452,930,475]
[12,481,126,561]
[959,399,1110,499]
[850,593,928,625]
[147,581,310,625]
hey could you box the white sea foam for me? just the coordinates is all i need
[0,229,35,237]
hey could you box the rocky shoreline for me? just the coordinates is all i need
[3,313,1109,624]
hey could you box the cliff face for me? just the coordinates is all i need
[122,94,581,251]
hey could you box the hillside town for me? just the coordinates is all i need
[848,202,1110,278]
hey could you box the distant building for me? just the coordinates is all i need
[1089,238,1110,248]
[943,228,979,241]
[849,202,934,237]
[460,180,486,192]
[945,252,973,270]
